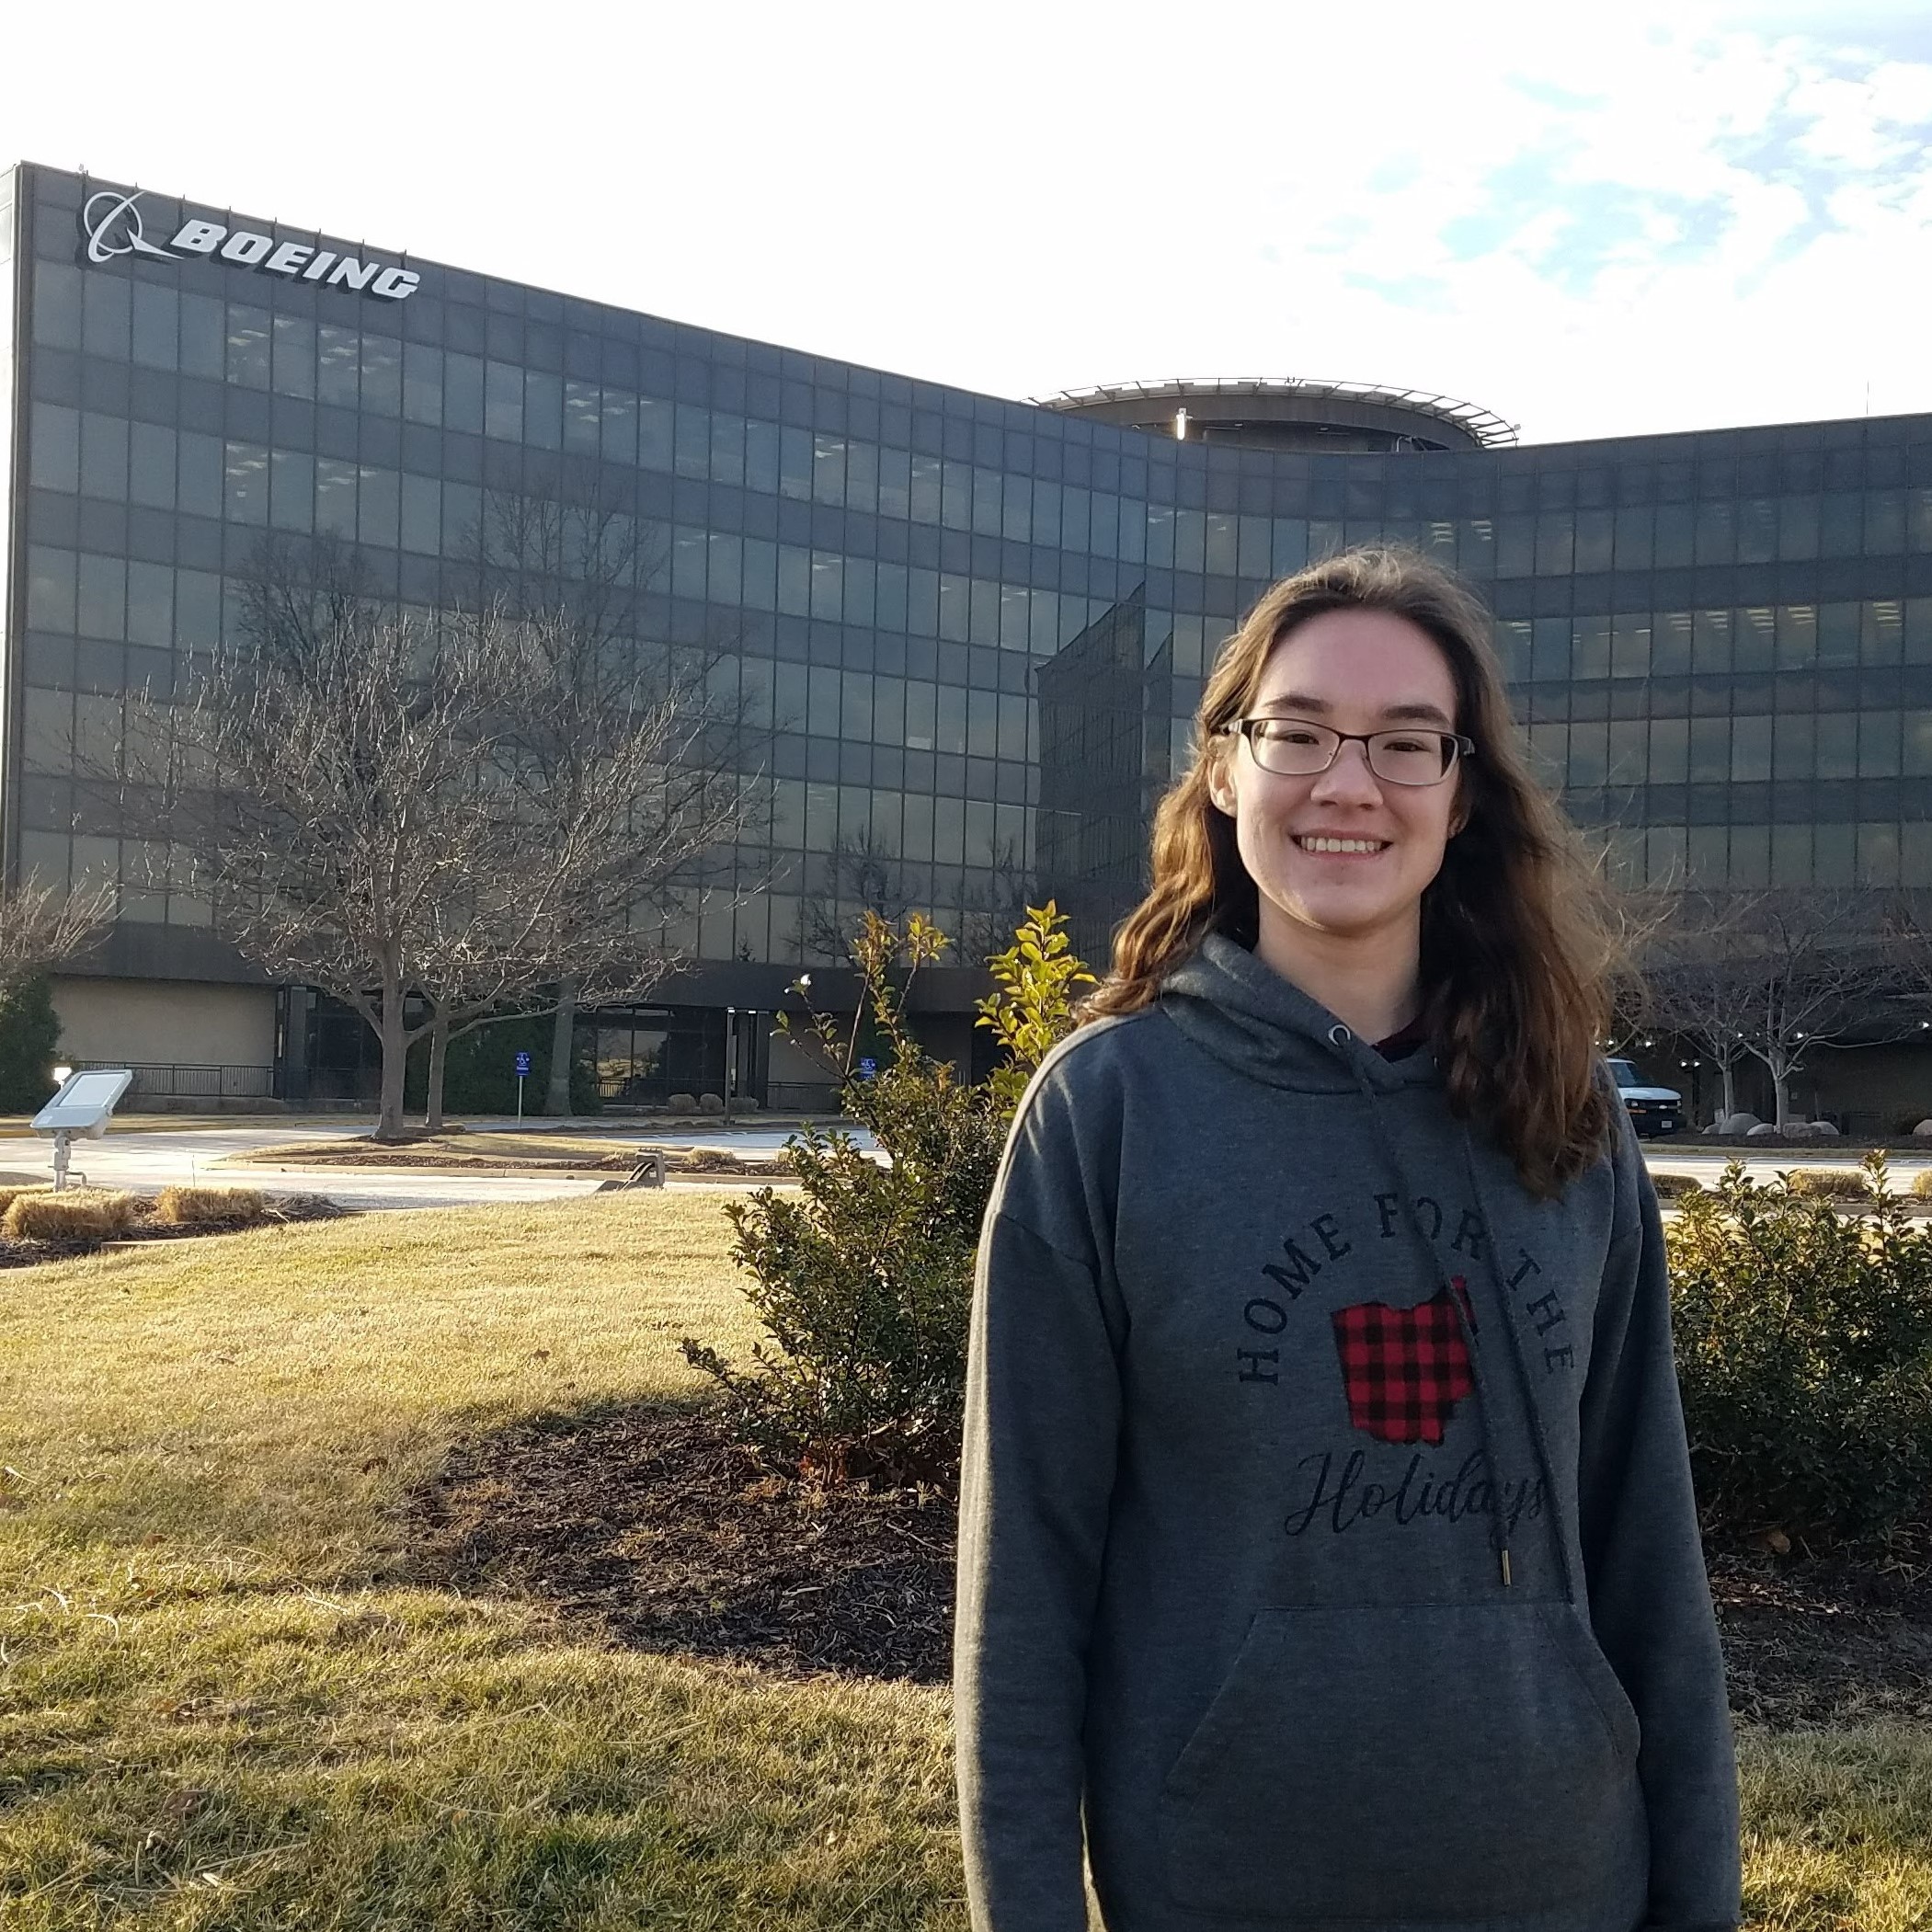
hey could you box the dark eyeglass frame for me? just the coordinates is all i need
[1219,715,1477,787]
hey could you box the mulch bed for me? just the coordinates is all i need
[400,1404,1932,1723]
[241,1148,794,1178]
[404,1407,955,1683]
[0,1192,347,1269]
[1709,1544,1932,1728]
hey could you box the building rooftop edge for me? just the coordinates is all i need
[1033,377,1520,449]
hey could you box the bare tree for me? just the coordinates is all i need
[464,486,763,1117]
[115,538,540,1140]
[798,829,920,963]
[0,875,115,1006]
[955,838,1039,967]
[1643,887,1902,1128]
[1633,890,1764,1125]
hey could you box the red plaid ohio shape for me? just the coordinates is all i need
[1330,1277,1477,1446]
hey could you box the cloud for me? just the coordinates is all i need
[10,0,1932,442]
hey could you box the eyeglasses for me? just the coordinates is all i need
[1221,716,1476,787]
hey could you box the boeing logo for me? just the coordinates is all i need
[77,188,420,303]
[81,189,181,264]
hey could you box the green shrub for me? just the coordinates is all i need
[6,1188,139,1241]
[0,977,61,1113]
[1913,1169,1932,1200]
[403,1003,600,1115]
[154,1183,268,1227]
[681,904,1092,1490]
[1667,1152,1932,1546]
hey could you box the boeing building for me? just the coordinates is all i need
[6,162,1931,1125]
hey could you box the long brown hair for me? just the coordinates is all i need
[1085,546,1626,1198]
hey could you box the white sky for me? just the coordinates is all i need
[13,0,1932,445]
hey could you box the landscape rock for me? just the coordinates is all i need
[1718,1112,1761,1135]
[1916,1120,1932,1137]
[1747,1123,1781,1137]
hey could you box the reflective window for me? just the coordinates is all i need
[1731,714,1772,782]
[1815,713,1858,780]
[131,282,177,371]
[362,337,402,417]
[1778,495,1819,560]
[1820,494,1862,556]
[225,304,270,388]
[1649,716,1688,783]
[404,343,443,425]
[1858,710,1901,777]
[269,449,313,531]
[30,402,79,493]
[1773,713,1812,781]
[1862,600,1903,665]
[1688,716,1730,783]
[273,314,316,399]
[80,413,128,500]
[1738,498,1776,564]
[224,442,269,524]
[1858,822,1900,886]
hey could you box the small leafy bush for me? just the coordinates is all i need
[1668,1152,1932,1546]
[154,1184,268,1227]
[1912,1169,1932,1199]
[681,904,1092,1490]
[6,1188,139,1241]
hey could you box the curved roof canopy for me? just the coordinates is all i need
[1035,377,1518,453]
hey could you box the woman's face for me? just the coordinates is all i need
[1208,608,1466,955]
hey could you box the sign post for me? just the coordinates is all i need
[514,1049,532,1122]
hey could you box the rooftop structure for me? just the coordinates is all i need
[1035,378,1519,455]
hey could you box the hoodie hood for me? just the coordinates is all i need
[1160,931,1445,1097]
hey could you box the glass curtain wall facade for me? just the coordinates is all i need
[7,162,1932,1103]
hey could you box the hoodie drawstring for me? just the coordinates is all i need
[1338,1028,1574,1602]
[1458,1124,1583,1607]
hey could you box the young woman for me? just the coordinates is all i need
[955,548,1740,1932]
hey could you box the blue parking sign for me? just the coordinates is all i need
[514,1050,532,1076]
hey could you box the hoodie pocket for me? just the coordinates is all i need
[1159,1601,1640,1922]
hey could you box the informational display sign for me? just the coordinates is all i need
[857,1057,878,1080]
[32,1068,135,1191]
[514,1051,532,1077]
[32,1069,134,1137]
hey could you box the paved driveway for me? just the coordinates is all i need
[1644,1145,1932,1187]
[0,1122,831,1213]
[0,1119,1913,1215]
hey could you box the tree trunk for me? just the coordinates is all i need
[376,963,407,1142]
[544,974,577,1115]
[1771,1056,1792,1128]
[1720,1057,1737,1123]
[425,1006,450,1133]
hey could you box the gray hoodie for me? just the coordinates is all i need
[955,934,1740,1932]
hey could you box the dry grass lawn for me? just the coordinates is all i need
[0,1195,1927,1927]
